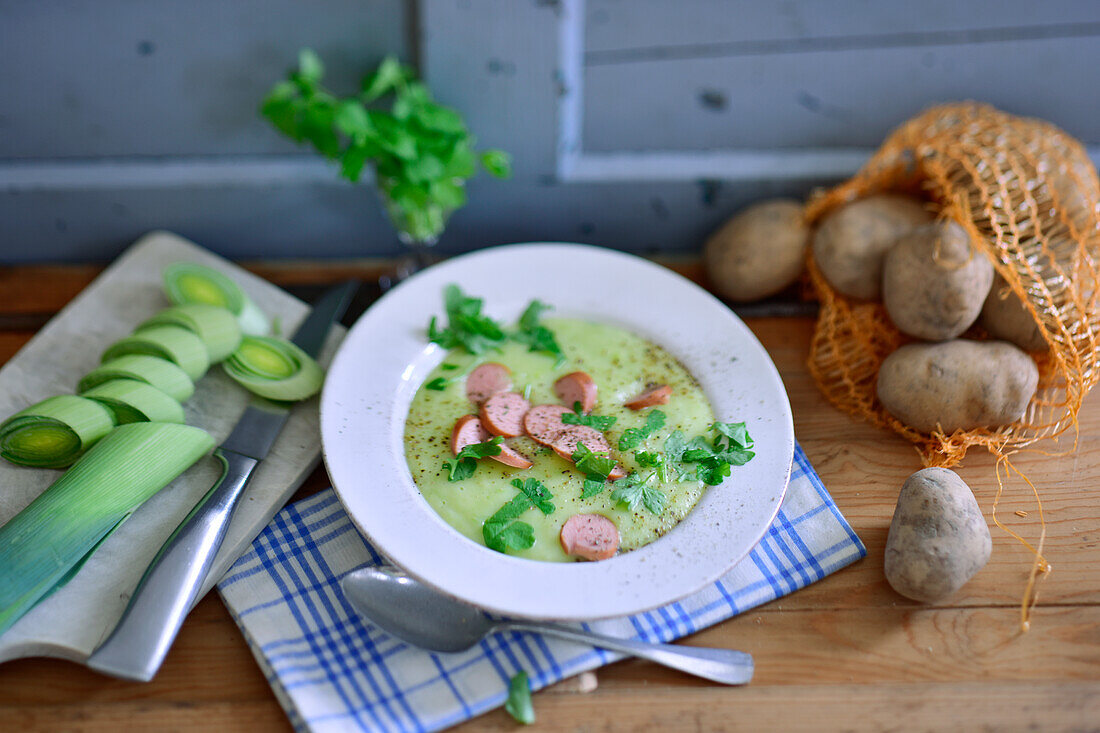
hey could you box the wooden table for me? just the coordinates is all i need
[1,260,1097,732]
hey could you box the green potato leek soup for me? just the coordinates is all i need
[403,286,756,563]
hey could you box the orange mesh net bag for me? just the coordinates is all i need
[804,102,1100,628]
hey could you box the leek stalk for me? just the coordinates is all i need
[0,422,215,636]
[139,304,242,363]
[163,263,269,336]
[78,354,194,402]
[0,395,115,468]
[101,325,210,381]
[81,379,185,425]
[222,335,325,401]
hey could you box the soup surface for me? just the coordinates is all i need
[404,317,717,562]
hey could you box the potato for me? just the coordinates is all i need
[980,274,1048,352]
[812,194,932,300]
[876,340,1038,433]
[884,467,991,603]
[882,220,993,340]
[704,199,808,302]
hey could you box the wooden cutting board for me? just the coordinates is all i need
[0,231,344,664]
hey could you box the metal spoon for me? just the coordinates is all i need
[339,566,754,685]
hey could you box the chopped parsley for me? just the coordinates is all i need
[611,472,668,516]
[617,409,667,451]
[443,436,502,481]
[427,284,508,355]
[511,299,565,364]
[440,363,459,371]
[562,402,617,431]
[482,478,555,553]
[671,421,755,486]
[570,443,617,499]
[424,377,448,391]
[505,671,535,724]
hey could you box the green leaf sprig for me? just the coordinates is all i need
[261,51,512,243]
[482,478,554,553]
[571,443,617,498]
[511,300,565,365]
[618,409,667,451]
[562,402,617,431]
[428,285,508,355]
[610,472,668,516]
[443,436,502,482]
[665,421,755,486]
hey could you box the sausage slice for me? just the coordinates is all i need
[550,425,612,460]
[523,404,573,446]
[451,414,491,455]
[491,445,534,470]
[466,362,512,405]
[481,392,531,438]
[624,384,672,410]
[554,371,598,412]
[560,514,620,561]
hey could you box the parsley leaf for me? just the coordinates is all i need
[581,477,608,499]
[505,671,535,725]
[483,479,555,553]
[664,429,687,464]
[512,477,555,515]
[512,299,564,363]
[571,443,616,479]
[711,421,753,450]
[668,423,755,486]
[440,363,459,371]
[611,473,668,516]
[444,436,502,481]
[428,285,508,355]
[635,450,667,482]
[562,405,617,431]
[617,409,667,451]
[425,377,448,391]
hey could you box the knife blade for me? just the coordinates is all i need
[87,280,357,682]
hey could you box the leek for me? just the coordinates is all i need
[163,262,269,336]
[101,325,210,381]
[222,335,324,401]
[0,422,214,636]
[0,396,115,468]
[78,354,194,403]
[81,379,185,425]
[139,304,242,363]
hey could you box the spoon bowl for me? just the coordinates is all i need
[339,566,754,685]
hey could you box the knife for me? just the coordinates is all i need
[87,280,358,682]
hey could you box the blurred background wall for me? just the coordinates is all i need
[1,0,1099,262]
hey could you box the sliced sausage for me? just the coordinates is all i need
[481,392,530,438]
[624,384,672,410]
[554,371,598,413]
[451,414,491,455]
[608,465,627,481]
[491,444,533,470]
[550,425,612,460]
[560,514,620,561]
[465,362,512,405]
[523,404,573,446]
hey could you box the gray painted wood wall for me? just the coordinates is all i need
[2,0,1099,262]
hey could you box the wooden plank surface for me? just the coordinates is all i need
[0,260,1097,731]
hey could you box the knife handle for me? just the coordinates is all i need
[87,448,258,681]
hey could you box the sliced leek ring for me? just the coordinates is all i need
[81,379,185,425]
[78,354,194,403]
[163,262,269,336]
[0,422,215,636]
[0,395,115,468]
[222,335,324,401]
[101,325,210,381]
[138,304,242,362]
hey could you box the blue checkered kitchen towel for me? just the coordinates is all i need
[216,443,865,733]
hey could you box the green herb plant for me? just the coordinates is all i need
[482,478,555,554]
[261,51,512,244]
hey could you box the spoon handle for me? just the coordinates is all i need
[501,621,753,685]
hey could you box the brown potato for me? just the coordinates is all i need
[876,340,1038,434]
[884,467,991,603]
[812,194,932,300]
[980,274,1048,352]
[882,221,994,341]
[704,199,809,302]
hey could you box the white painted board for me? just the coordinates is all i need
[0,230,344,664]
